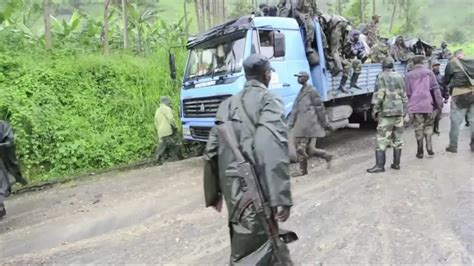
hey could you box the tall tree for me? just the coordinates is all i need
[43,0,52,50]
[372,0,376,16]
[389,0,398,33]
[102,0,111,55]
[122,0,128,49]
[360,0,365,24]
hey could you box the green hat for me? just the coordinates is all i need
[382,57,395,68]
[243,54,274,75]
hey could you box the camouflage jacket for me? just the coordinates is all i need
[363,21,379,47]
[369,41,389,63]
[372,70,408,117]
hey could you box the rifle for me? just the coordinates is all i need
[215,121,286,263]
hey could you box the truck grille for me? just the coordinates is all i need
[183,95,231,118]
[190,126,211,141]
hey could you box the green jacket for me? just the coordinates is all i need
[154,104,175,141]
[203,80,294,265]
[372,70,408,117]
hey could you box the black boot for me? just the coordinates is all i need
[350,73,363,89]
[338,76,349,93]
[299,157,308,176]
[433,118,440,135]
[0,203,5,219]
[471,138,474,152]
[367,150,386,173]
[425,134,434,156]
[416,139,424,159]
[391,149,402,170]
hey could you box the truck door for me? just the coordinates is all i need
[251,29,299,103]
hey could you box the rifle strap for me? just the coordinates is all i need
[453,58,474,86]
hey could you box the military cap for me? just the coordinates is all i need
[431,60,441,66]
[160,96,171,105]
[382,57,395,67]
[243,54,274,75]
[294,71,310,78]
[372,15,381,19]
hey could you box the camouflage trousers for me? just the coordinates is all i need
[342,59,362,78]
[296,137,331,160]
[376,116,404,151]
[412,113,434,140]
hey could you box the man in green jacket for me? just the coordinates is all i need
[154,96,180,162]
[203,54,297,265]
[367,57,408,173]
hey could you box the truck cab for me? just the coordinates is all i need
[177,15,446,141]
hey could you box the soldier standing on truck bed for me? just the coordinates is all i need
[367,57,408,173]
[203,54,297,265]
[363,15,381,47]
[289,71,334,176]
[320,14,351,75]
[369,38,390,63]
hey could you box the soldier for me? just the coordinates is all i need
[363,15,381,47]
[390,36,412,63]
[439,41,452,59]
[443,49,474,153]
[367,57,408,173]
[154,96,181,162]
[203,54,297,264]
[339,30,367,93]
[320,14,350,75]
[277,0,292,17]
[432,60,450,134]
[0,120,29,219]
[405,55,443,158]
[293,0,320,52]
[369,39,390,63]
[289,71,334,176]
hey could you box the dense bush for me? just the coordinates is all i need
[0,41,187,182]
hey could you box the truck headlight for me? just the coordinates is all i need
[183,127,191,136]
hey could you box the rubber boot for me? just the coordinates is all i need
[425,134,434,156]
[471,138,474,152]
[299,157,308,176]
[416,139,424,159]
[338,76,349,93]
[446,146,458,153]
[433,118,440,135]
[391,149,402,170]
[0,203,5,219]
[367,150,386,173]
[350,73,363,89]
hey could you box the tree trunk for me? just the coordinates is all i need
[43,0,52,50]
[206,0,211,29]
[360,0,365,24]
[194,0,202,32]
[122,0,128,49]
[184,0,189,37]
[389,0,397,34]
[405,0,409,33]
[222,0,226,22]
[373,0,376,16]
[337,0,342,14]
[103,0,110,55]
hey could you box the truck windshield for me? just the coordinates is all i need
[185,34,246,80]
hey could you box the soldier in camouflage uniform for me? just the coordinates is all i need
[289,72,334,176]
[339,31,367,93]
[293,0,322,52]
[369,39,390,63]
[367,57,408,173]
[363,15,381,47]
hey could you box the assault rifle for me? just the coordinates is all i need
[216,121,287,263]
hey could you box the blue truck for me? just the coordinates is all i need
[172,15,445,141]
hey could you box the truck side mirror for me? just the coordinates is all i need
[273,32,285,58]
[169,51,177,80]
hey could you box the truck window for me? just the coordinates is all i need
[254,30,285,60]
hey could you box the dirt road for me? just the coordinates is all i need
[1,119,473,264]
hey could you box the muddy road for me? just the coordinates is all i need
[0,119,473,264]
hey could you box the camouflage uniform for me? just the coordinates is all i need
[342,59,362,79]
[363,20,380,47]
[369,41,390,63]
[294,0,321,50]
[412,114,434,140]
[372,68,407,151]
[368,59,407,173]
